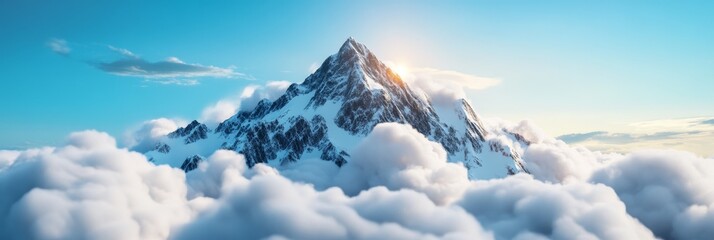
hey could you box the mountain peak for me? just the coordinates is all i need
[147,38,528,179]
[340,37,359,50]
[337,37,370,60]
[302,37,389,92]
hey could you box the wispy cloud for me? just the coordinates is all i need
[559,131,702,144]
[629,117,714,130]
[47,39,252,85]
[145,78,200,86]
[108,45,138,58]
[47,38,70,55]
[387,63,500,109]
[409,67,501,91]
[558,117,714,155]
[96,56,242,79]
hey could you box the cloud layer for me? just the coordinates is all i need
[0,131,192,239]
[1,120,712,239]
[591,150,714,239]
[459,174,655,240]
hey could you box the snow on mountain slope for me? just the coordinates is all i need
[144,37,530,179]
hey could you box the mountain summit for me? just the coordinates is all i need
[144,38,530,179]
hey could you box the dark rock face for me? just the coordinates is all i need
[169,120,208,144]
[180,155,203,172]
[220,115,347,167]
[155,142,171,153]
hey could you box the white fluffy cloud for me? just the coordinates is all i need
[176,175,492,240]
[488,119,714,240]
[199,81,292,125]
[185,150,248,199]
[0,130,192,240]
[1,120,713,239]
[124,118,184,152]
[199,99,240,125]
[0,128,489,240]
[460,174,656,240]
[336,123,470,205]
[521,141,613,183]
[590,150,714,240]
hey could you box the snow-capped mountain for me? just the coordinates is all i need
[145,38,530,179]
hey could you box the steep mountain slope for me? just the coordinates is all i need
[144,38,529,179]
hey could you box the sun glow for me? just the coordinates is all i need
[388,62,410,78]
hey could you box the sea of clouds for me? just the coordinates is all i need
[1,81,713,240]
[1,121,712,239]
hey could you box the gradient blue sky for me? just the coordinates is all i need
[1,1,713,154]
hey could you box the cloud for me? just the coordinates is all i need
[390,65,500,115]
[629,117,714,130]
[47,38,70,55]
[46,40,250,86]
[124,118,184,152]
[238,81,293,112]
[108,45,138,58]
[399,66,500,100]
[335,123,470,205]
[558,131,609,143]
[185,150,249,199]
[558,117,714,156]
[0,130,193,239]
[410,68,500,91]
[0,130,494,240]
[175,126,657,240]
[199,81,292,125]
[521,141,612,183]
[496,118,714,239]
[702,119,714,125]
[590,150,714,239]
[558,131,702,144]
[2,122,714,239]
[481,119,614,183]
[146,78,200,86]
[178,174,492,240]
[97,56,242,80]
[199,99,240,126]
[459,174,656,240]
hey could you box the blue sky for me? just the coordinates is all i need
[1,0,713,154]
